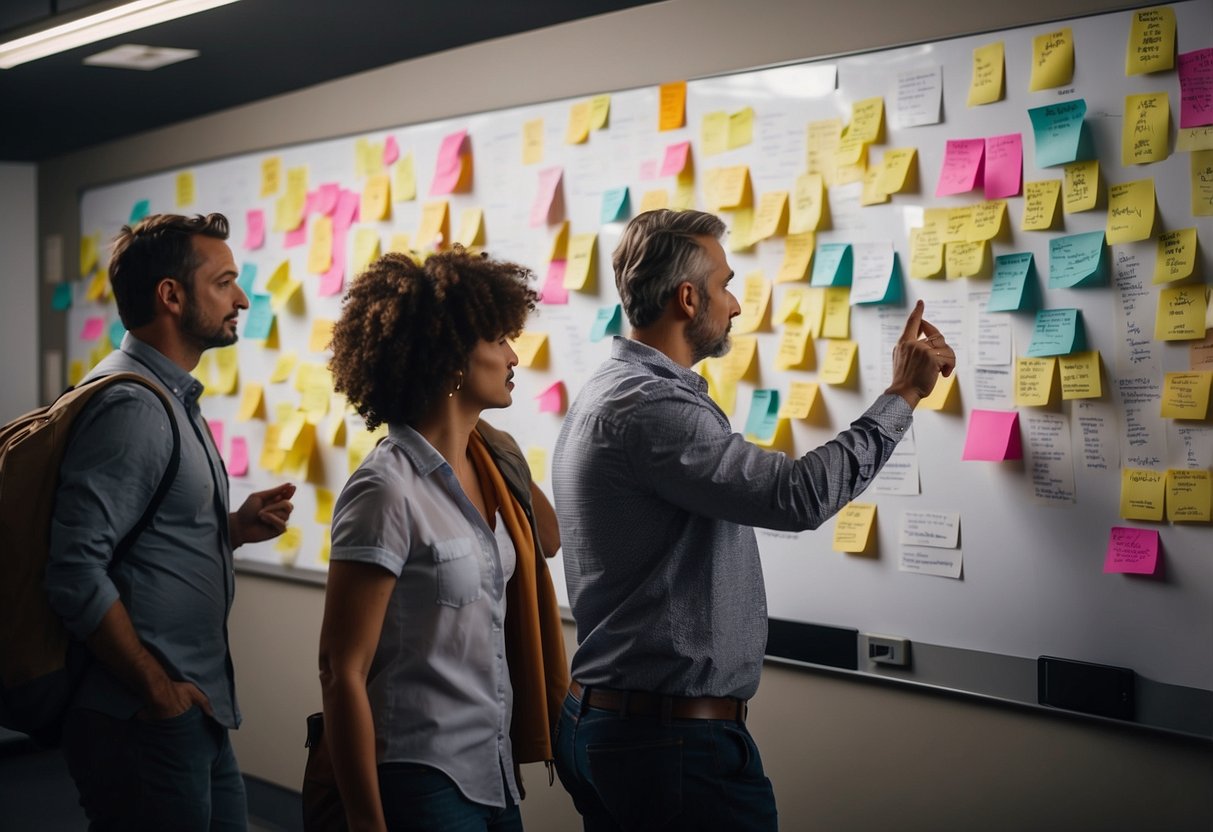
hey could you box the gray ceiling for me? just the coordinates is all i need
[0,0,661,162]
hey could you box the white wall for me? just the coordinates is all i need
[1,162,38,419]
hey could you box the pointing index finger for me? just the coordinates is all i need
[901,299,925,342]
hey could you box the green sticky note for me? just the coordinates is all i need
[1028,99,1093,168]
[243,293,275,340]
[810,243,853,287]
[1026,308,1085,357]
[590,304,623,342]
[988,252,1036,312]
[744,389,780,442]
[601,187,630,224]
[108,319,127,349]
[237,262,257,296]
[51,282,73,311]
[1048,231,1106,288]
[129,199,151,224]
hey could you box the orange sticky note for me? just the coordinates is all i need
[658,81,687,131]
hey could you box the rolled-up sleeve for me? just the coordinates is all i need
[46,387,174,639]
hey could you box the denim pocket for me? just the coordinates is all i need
[432,537,482,607]
[587,737,682,829]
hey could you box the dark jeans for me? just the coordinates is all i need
[378,763,523,832]
[553,690,778,832]
[61,706,247,832]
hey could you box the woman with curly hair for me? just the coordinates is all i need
[318,248,568,832]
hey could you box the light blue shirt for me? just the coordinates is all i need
[46,334,238,728]
[330,423,519,808]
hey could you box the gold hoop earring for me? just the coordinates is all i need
[448,370,464,398]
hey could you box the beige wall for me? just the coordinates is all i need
[40,1,1212,828]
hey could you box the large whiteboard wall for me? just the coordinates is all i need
[75,2,1211,695]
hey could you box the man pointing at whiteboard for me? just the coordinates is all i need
[551,208,955,830]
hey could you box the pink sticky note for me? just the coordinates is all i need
[228,437,249,477]
[660,141,691,177]
[540,260,569,304]
[431,129,469,195]
[314,183,340,216]
[320,264,345,297]
[639,159,659,180]
[244,209,265,250]
[961,409,1022,461]
[383,135,400,166]
[936,138,985,196]
[529,166,564,227]
[536,381,567,414]
[1178,48,1213,129]
[334,189,360,232]
[207,419,225,458]
[983,133,1022,199]
[1103,527,1160,574]
[284,217,308,248]
[81,316,105,341]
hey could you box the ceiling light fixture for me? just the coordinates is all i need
[0,0,242,70]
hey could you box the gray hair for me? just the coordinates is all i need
[612,209,727,328]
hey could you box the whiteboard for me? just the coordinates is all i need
[75,1,1211,697]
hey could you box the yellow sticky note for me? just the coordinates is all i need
[566,101,592,145]
[672,176,696,211]
[1161,372,1212,418]
[456,207,485,248]
[1015,356,1057,406]
[774,323,814,370]
[1125,7,1175,76]
[589,95,611,130]
[968,41,1005,106]
[522,118,544,165]
[565,233,597,291]
[275,527,303,565]
[387,232,412,255]
[260,156,282,197]
[1120,468,1166,520]
[658,81,687,131]
[1062,160,1099,214]
[85,269,109,302]
[821,340,858,385]
[967,200,1006,243]
[270,352,298,384]
[720,335,757,381]
[878,148,916,195]
[1029,27,1074,91]
[821,287,851,339]
[301,382,329,423]
[750,191,789,242]
[307,215,334,274]
[352,228,381,274]
[237,382,266,421]
[777,232,814,283]
[416,201,450,251]
[941,206,973,244]
[353,138,372,178]
[546,221,570,262]
[211,346,239,395]
[1123,92,1170,166]
[918,372,957,410]
[314,488,335,525]
[1106,179,1155,244]
[835,131,867,168]
[728,107,755,149]
[175,171,196,208]
[393,153,416,202]
[639,189,669,213]
[265,260,300,312]
[909,227,944,279]
[525,448,548,484]
[1059,351,1102,399]
[284,166,308,223]
[704,365,737,415]
[308,319,335,353]
[1154,228,1197,284]
[945,241,987,279]
[511,332,549,368]
[1178,127,1213,153]
[860,166,889,207]
[701,111,729,156]
[1021,180,1061,230]
[733,273,772,335]
[715,166,752,210]
[846,97,884,145]
[778,381,819,419]
[325,414,347,448]
[789,173,825,234]
[1155,286,1208,341]
[277,412,308,452]
[1166,469,1211,522]
[833,502,876,553]
[79,232,100,277]
[361,174,391,222]
[317,529,332,564]
[1192,150,1213,216]
[807,118,843,186]
[68,360,85,387]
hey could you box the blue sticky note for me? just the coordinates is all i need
[237,262,257,297]
[988,253,1036,312]
[853,253,904,305]
[744,389,781,442]
[601,187,630,224]
[1049,231,1106,288]
[1026,308,1085,357]
[108,319,127,350]
[129,199,151,224]
[243,293,275,340]
[1028,99,1092,168]
[590,304,624,342]
[810,243,853,287]
[51,282,73,311]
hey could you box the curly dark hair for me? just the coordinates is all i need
[330,247,537,429]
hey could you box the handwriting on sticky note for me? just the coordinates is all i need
[1122,92,1170,166]
[1178,48,1213,129]
[1126,8,1175,76]
[1166,469,1211,522]
[1029,27,1073,91]
[834,503,877,553]
[1103,527,1159,574]
[936,139,984,196]
[1120,468,1166,520]
[968,41,1004,106]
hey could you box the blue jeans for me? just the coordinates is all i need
[378,763,523,832]
[553,691,778,831]
[61,706,247,832]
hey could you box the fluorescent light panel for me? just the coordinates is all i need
[0,0,242,69]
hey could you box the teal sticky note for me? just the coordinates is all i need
[590,304,623,342]
[809,243,853,287]
[1028,99,1092,168]
[237,262,257,296]
[129,199,151,224]
[51,282,73,311]
[1048,231,1106,288]
[853,253,904,305]
[988,253,1036,312]
[744,389,780,442]
[243,293,275,340]
[1026,308,1085,357]
[601,187,630,224]
[108,319,126,349]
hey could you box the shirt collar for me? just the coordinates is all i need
[120,333,205,407]
[609,336,708,393]
[386,422,448,476]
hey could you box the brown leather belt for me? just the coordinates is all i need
[569,680,747,723]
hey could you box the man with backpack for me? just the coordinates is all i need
[45,213,295,830]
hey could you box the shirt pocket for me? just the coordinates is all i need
[431,537,482,608]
